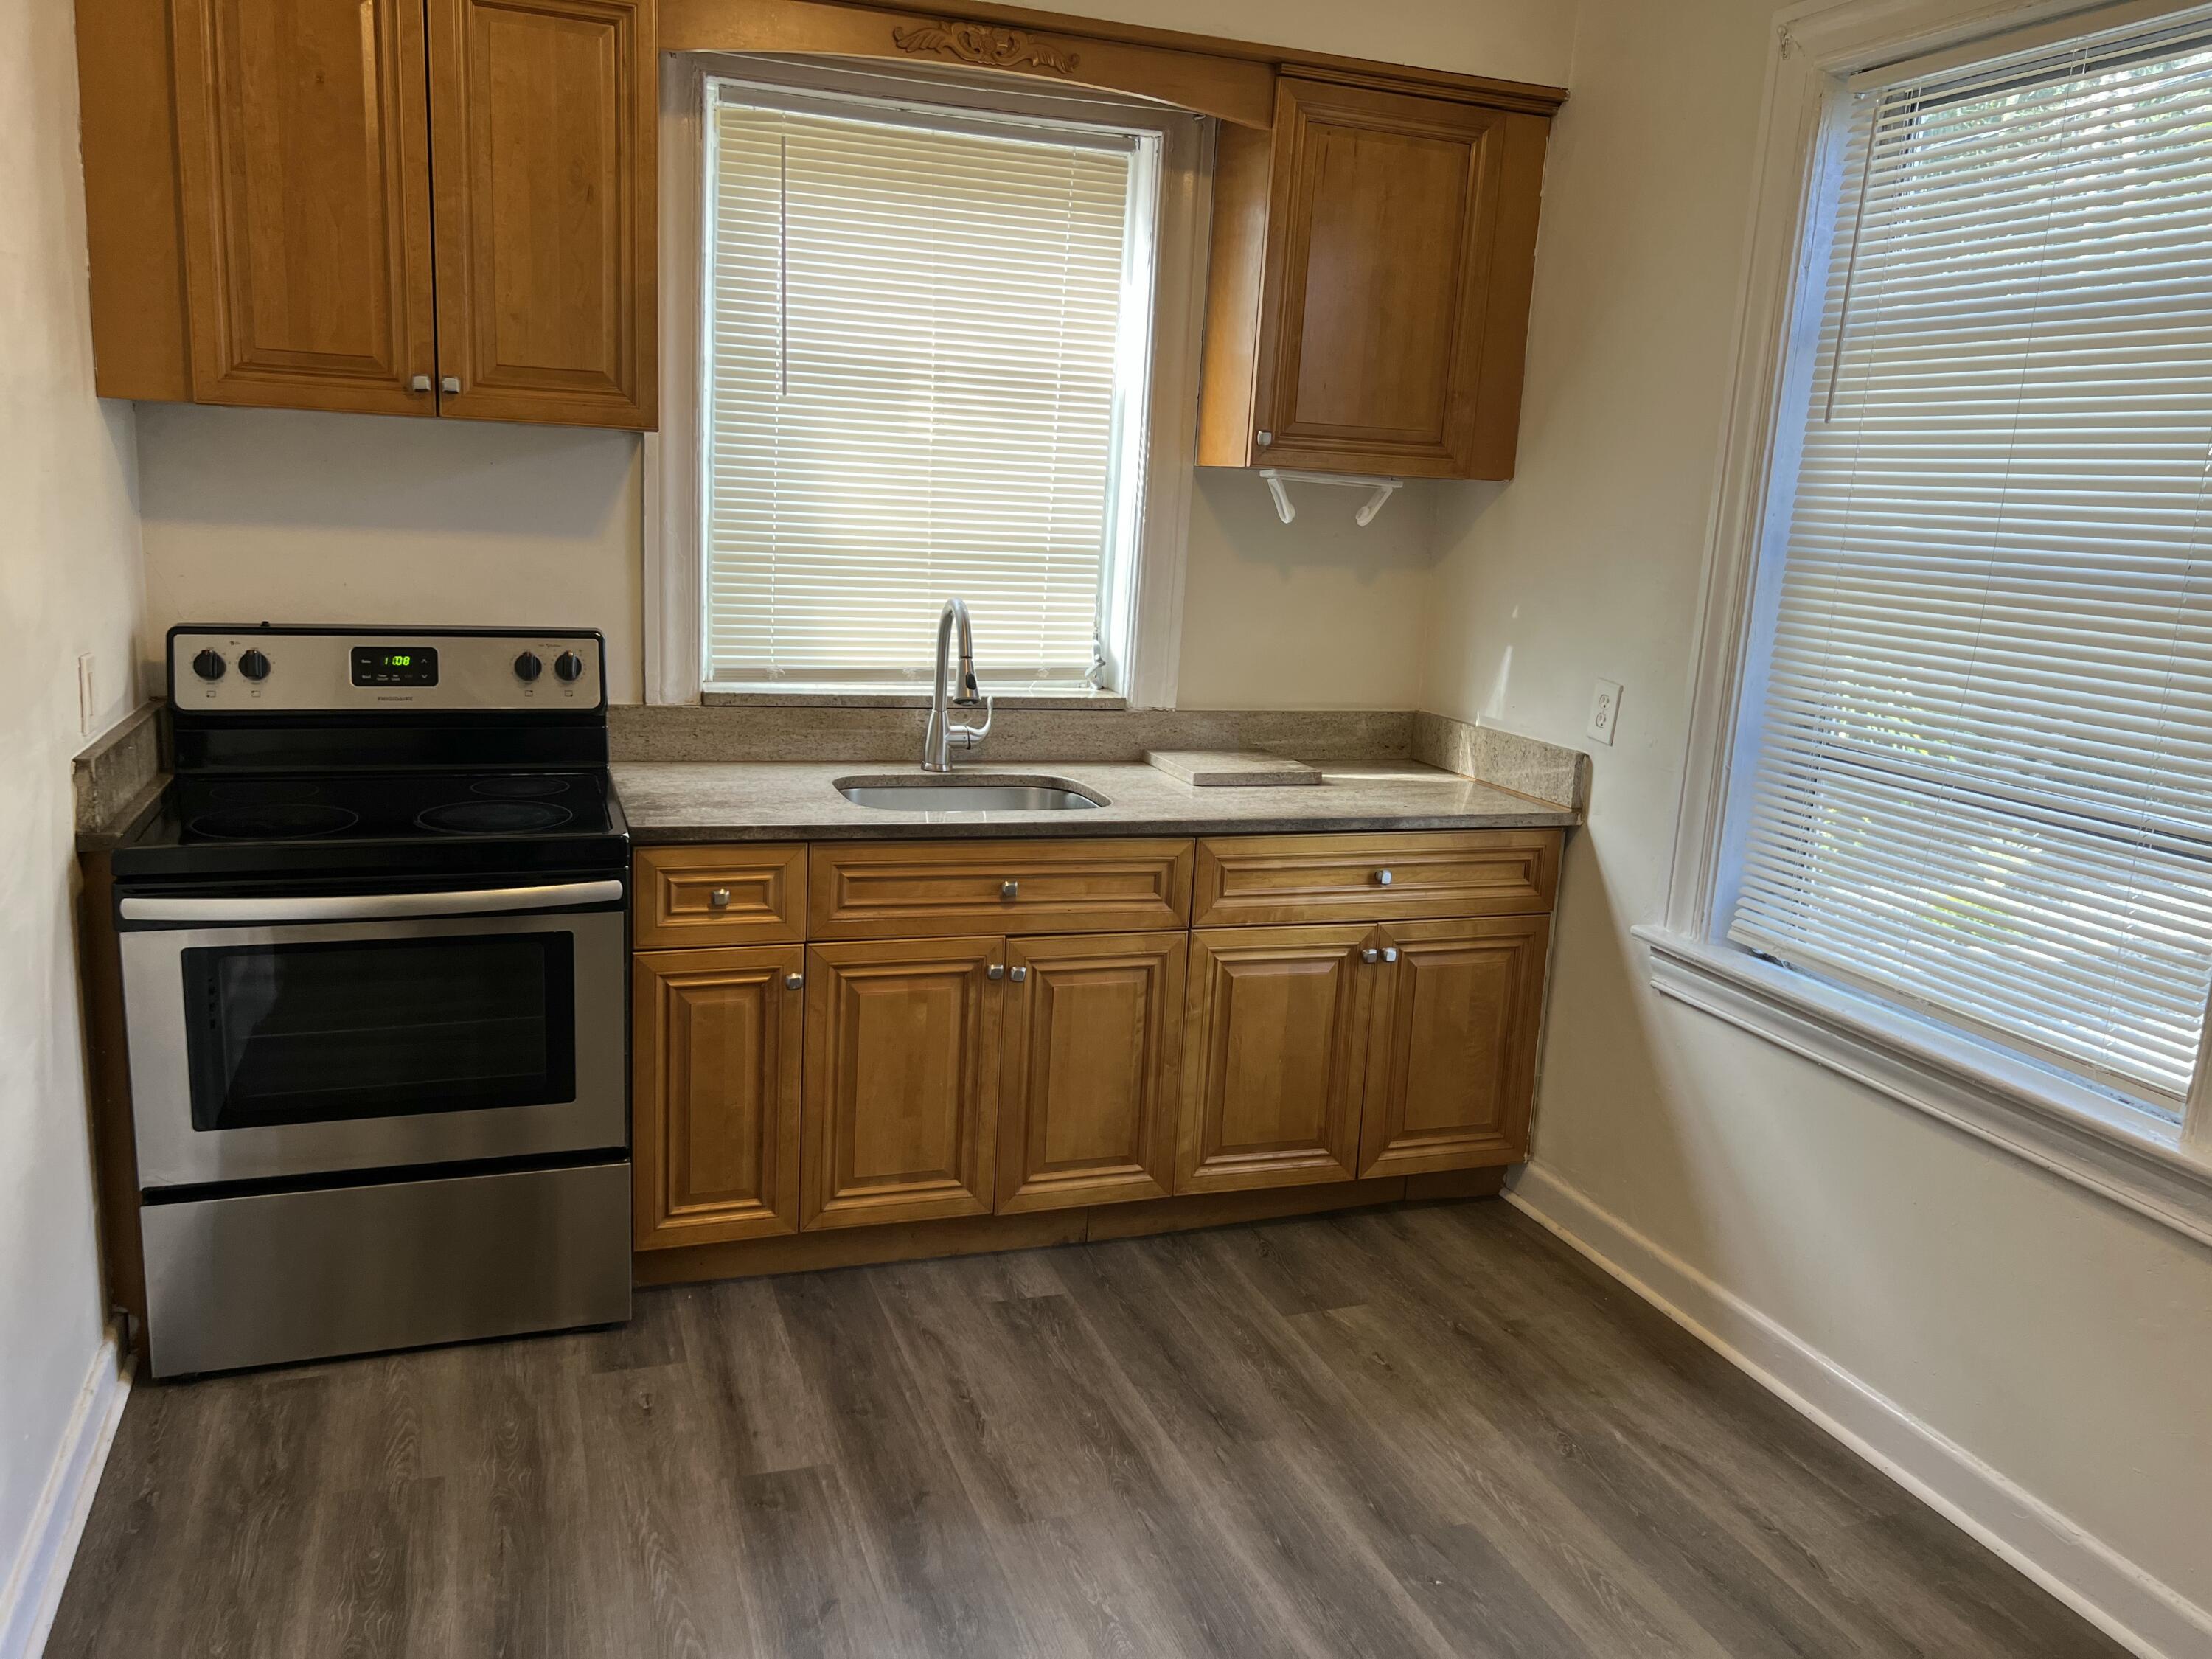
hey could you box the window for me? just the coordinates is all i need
[1724,15,2212,1118]
[694,72,1166,693]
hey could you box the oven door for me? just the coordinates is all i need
[118,880,626,1188]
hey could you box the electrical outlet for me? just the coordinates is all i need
[1587,678,1623,746]
[77,653,96,737]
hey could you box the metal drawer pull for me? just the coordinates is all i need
[1382,947,1399,963]
[1009,965,1029,983]
[1361,947,1380,964]
[987,964,1006,981]
[441,375,462,394]
[409,373,431,392]
[785,973,804,990]
[708,888,731,909]
[1374,868,1394,886]
[1001,880,1020,899]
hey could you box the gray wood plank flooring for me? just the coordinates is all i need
[47,1200,2127,1658]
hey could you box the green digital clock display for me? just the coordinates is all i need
[351,645,440,687]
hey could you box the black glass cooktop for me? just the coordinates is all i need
[114,768,629,884]
[172,771,615,844]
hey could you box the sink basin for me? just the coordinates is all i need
[835,775,1105,813]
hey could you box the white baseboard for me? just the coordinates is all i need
[0,1329,131,1659]
[1505,1162,2212,1659]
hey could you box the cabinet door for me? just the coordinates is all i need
[170,0,437,414]
[998,933,1186,1214]
[1251,77,1537,479]
[632,945,804,1248]
[1360,916,1550,1177]
[1178,925,1374,1193]
[803,938,1001,1229]
[425,0,657,428]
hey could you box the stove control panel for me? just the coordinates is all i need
[170,628,606,713]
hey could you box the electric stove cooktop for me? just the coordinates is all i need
[111,627,630,886]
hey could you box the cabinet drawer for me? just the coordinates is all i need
[634,845,807,947]
[1192,831,1559,925]
[809,839,1193,940]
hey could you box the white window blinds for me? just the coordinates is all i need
[1730,18,2212,1109]
[703,82,1151,685]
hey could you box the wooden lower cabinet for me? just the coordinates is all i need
[801,936,1001,1229]
[1178,925,1375,1193]
[998,932,1186,1213]
[632,830,1562,1268]
[631,945,804,1249]
[1360,916,1550,1177]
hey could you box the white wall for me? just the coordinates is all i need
[0,0,147,1638]
[1422,0,2212,1641]
[136,406,645,699]
[132,0,1575,710]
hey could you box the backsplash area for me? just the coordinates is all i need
[611,704,1587,811]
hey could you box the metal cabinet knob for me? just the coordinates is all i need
[1256,429,1274,447]
[785,973,804,990]
[1009,965,1029,983]
[1361,947,1380,964]
[708,888,731,909]
[1381,947,1399,964]
[987,964,1006,981]
[1001,880,1019,899]
[1374,868,1394,886]
[409,373,431,392]
[441,375,462,394]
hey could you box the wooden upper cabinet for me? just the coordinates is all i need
[1178,925,1374,1193]
[425,0,658,428]
[81,0,654,428]
[632,945,804,1249]
[1197,77,1551,479]
[998,932,1186,1214]
[801,937,1001,1230]
[168,0,437,414]
[1359,916,1549,1177]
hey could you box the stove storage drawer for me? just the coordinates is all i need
[139,1158,632,1377]
[635,844,807,947]
[1191,831,1561,926]
[807,838,1194,940]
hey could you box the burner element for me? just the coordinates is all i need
[415,800,575,835]
[469,776,573,800]
[192,804,361,841]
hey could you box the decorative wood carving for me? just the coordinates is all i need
[891,19,1079,74]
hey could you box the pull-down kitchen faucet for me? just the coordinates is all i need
[922,597,993,772]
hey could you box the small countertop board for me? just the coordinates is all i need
[613,759,1577,844]
[1144,750,1320,787]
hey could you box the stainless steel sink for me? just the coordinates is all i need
[834,775,1105,813]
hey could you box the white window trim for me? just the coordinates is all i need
[644,52,1211,709]
[1648,0,2212,1242]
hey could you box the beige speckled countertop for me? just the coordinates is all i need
[612,759,1579,844]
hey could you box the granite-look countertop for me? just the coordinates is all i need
[612,759,1579,843]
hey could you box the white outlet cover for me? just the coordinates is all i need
[1587,678,1623,746]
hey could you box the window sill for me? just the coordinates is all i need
[1632,925,2212,1248]
[700,686,1128,711]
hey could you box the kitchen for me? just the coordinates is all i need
[6,0,2212,1655]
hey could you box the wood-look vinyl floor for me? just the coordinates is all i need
[48,1199,2126,1658]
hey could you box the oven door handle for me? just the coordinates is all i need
[118,879,626,925]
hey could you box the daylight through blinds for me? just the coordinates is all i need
[703,86,1144,684]
[1728,19,2212,1106]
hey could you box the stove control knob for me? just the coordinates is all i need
[237,649,270,681]
[513,650,543,683]
[192,649,226,681]
[554,650,586,684]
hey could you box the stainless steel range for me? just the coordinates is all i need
[113,625,632,1378]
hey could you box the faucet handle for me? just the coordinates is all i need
[956,694,994,747]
